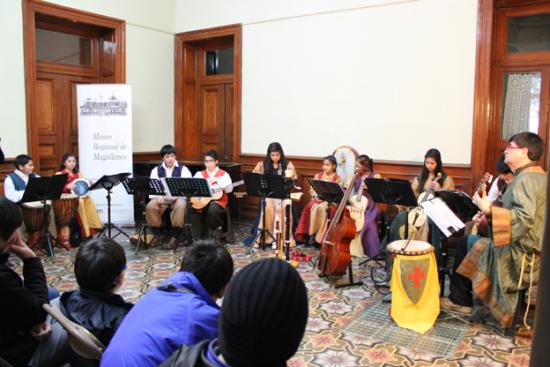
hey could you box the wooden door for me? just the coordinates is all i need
[199,83,234,160]
[487,2,550,168]
[35,72,99,175]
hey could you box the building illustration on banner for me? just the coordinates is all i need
[80,95,128,116]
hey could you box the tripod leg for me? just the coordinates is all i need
[135,224,145,255]
[44,233,55,261]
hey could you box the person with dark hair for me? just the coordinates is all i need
[160,258,308,367]
[385,149,455,251]
[3,154,58,249]
[295,155,343,246]
[4,154,36,203]
[55,153,102,247]
[442,132,546,331]
[487,155,513,204]
[145,144,192,249]
[246,142,297,248]
[411,148,455,197]
[0,198,69,366]
[345,154,383,258]
[0,138,4,163]
[58,238,132,348]
[101,240,234,367]
[189,150,234,241]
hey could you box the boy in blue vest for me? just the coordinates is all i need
[145,145,192,249]
[4,154,37,203]
[3,154,57,250]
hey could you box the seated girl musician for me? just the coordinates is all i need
[189,150,233,240]
[346,154,382,258]
[386,148,455,247]
[411,148,455,198]
[295,155,343,247]
[244,142,297,248]
[56,153,102,244]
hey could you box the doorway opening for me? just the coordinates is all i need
[23,0,125,174]
[174,24,242,162]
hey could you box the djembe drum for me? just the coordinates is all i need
[21,202,47,250]
[52,194,79,250]
[386,239,440,334]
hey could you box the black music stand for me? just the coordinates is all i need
[92,173,131,240]
[164,177,212,200]
[435,190,478,222]
[122,177,165,254]
[307,179,343,260]
[243,172,290,252]
[363,178,418,292]
[20,174,67,260]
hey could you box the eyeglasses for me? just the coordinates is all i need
[505,144,523,151]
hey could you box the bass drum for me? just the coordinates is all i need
[71,178,90,197]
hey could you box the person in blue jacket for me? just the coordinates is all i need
[100,240,233,367]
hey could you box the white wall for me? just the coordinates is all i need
[0,0,176,157]
[176,0,478,164]
[0,0,28,157]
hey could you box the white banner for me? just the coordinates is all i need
[77,84,134,225]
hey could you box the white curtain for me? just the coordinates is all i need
[501,72,541,139]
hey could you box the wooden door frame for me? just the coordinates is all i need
[174,24,242,162]
[22,0,125,170]
[471,0,550,187]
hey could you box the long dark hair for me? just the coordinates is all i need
[59,153,79,174]
[418,148,445,191]
[356,154,374,172]
[263,142,289,175]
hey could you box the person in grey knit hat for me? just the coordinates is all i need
[160,258,309,367]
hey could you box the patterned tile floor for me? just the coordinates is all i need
[13,220,532,366]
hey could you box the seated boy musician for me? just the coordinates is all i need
[190,150,233,240]
[145,144,192,249]
[4,154,37,203]
[3,154,57,250]
[441,132,546,331]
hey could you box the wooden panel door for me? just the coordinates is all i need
[66,75,99,155]
[35,72,98,175]
[199,83,233,159]
[35,72,63,175]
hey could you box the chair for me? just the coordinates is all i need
[43,304,105,361]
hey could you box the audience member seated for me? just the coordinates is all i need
[160,258,309,367]
[0,198,69,367]
[58,238,133,347]
[100,240,234,367]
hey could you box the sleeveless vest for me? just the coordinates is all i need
[157,164,183,178]
[201,169,229,209]
[8,172,36,191]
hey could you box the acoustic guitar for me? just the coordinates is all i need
[348,181,368,231]
[190,180,244,209]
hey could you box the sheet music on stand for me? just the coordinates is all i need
[420,197,465,237]
[122,177,165,196]
[308,179,344,203]
[164,177,212,198]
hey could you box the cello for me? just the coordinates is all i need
[318,172,358,276]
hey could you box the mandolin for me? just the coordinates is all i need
[190,180,244,209]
